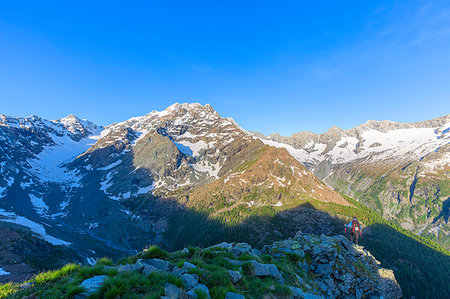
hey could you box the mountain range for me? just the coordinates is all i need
[0,103,449,297]
[257,114,450,248]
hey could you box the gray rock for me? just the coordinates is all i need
[251,248,261,256]
[165,283,185,299]
[299,260,310,272]
[171,266,188,277]
[141,264,160,276]
[231,243,252,256]
[296,249,306,258]
[293,273,304,285]
[315,263,333,276]
[183,261,197,269]
[117,263,144,273]
[181,248,190,254]
[79,275,108,296]
[249,260,284,284]
[206,242,233,250]
[227,270,242,284]
[187,284,211,299]
[139,258,172,272]
[181,273,199,290]
[303,294,324,299]
[290,286,304,299]
[224,257,244,266]
[225,292,245,299]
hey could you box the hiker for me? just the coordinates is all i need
[345,217,361,245]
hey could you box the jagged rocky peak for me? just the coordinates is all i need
[356,114,450,133]
[54,114,102,139]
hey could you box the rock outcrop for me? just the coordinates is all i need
[4,231,401,298]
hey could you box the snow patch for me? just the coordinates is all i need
[97,159,122,171]
[0,209,70,245]
[29,194,49,215]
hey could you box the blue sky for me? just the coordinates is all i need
[1,1,449,135]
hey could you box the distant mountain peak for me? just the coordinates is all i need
[54,114,101,138]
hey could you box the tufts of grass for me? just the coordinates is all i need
[286,253,302,264]
[94,271,164,299]
[34,263,80,284]
[237,253,256,261]
[188,246,200,255]
[206,269,233,289]
[0,282,19,297]
[96,257,114,266]
[77,265,107,280]
[195,288,210,299]
[140,245,169,260]
[261,254,273,263]
[242,262,254,276]
[188,268,203,276]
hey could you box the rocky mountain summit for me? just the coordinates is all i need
[258,115,450,249]
[1,231,401,298]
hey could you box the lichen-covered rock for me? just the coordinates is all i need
[227,270,242,284]
[249,260,284,284]
[138,258,173,272]
[225,292,245,299]
[79,275,108,296]
[261,231,401,298]
[181,273,199,290]
[378,268,402,299]
[187,284,211,299]
[165,283,187,299]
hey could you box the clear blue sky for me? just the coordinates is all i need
[1,1,449,135]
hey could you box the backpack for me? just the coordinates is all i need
[351,219,361,232]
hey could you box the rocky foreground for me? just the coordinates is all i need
[0,231,401,298]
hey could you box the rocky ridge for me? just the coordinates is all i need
[1,231,401,298]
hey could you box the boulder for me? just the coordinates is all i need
[165,283,187,299]
[171,266,188,277]
[141,264,160,276]
[138,258,172,272]
[224,258,243,266]
[187,284,211,299]
[231,243,252,256]
[249,260,284,284]
[79,275,108,296]
[183,261,197,269]
[181,273,199,290]
[225,292,245,299]
[315,263,333,276]
[206,242,233,250]
[117,263,144,273]
[290,286,304,299]
[378,268,402,298]
[227,270,242,284]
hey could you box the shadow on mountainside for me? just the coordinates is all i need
[119,194,450,299]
